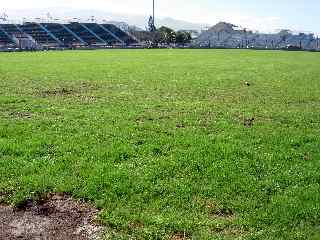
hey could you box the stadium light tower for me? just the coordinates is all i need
[148,0,156,32]
[153,0,155,26]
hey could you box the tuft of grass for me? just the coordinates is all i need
[0,49,320,239]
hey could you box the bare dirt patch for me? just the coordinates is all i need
[0,193,104,240]
[193,197,236,221]
[176,123,186,129]
[41,88,76,97]
[38,85,98,103]
[128,220,144,230]
[244,117,255,128]
[9,111,33,119]
[39,82,99,98]
[209,207,236,220]
[212,225,248,238]
[169,232,190,240]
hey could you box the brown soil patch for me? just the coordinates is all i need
[210,207,236,220]
[39,82,99,98]
[134,116,154,124]
[244,117,255,128]
[212,225,248,238]
[128,220,144,230]
[303,152,312,161]
[0,193,104,240]
[176,123,186,129]
[42,88,76,97]
[193,197,236,221]
[9,111,33,119]
[38,87,98,103]
[169,232,190,240]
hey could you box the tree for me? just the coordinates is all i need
[176,31,192,46]
[129,30,161,48]
[278,30,291,42]
[130,30,153,42]
[158,26,176,44]
[130,26,181,48]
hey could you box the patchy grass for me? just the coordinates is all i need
[0,49,320,239]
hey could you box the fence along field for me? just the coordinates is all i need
[0,49,319,239]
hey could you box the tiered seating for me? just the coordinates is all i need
[0,22,139,49]
[101,24,138,45]
[19,22,58,44]
[0,24,23,36]
[65,23,103,45]
[0,26,14,45]
[40,23,82,45]
[82,23,118,44]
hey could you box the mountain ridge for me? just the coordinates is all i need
[3,7,209,31]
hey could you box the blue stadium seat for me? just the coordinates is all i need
[101,24,138,45]
[19,22,59,45]
[65,23,104,45]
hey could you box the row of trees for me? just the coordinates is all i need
[130,26,192,46]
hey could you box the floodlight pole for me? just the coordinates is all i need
[153,0,155,27]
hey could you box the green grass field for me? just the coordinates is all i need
[0,49,320,239]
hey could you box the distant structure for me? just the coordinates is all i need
[195,22,319,50]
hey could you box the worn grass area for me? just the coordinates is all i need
[0,49,320,239]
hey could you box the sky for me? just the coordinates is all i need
[1,0,320,33]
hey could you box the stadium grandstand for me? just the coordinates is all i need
[0,21,139,50]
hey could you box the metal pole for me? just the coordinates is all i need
[153,0,155,27]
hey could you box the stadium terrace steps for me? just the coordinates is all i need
[38,23,63,45]
[0,24,24,46]
[81,23,120,45]
[0,22,139,48]
[98,24,125,45]
[101,24,138,45]
[61,24,87,45]
[65,22,105,45]
[19,22,59,45]
[79,23,107,44]
[40,23,85,46]
[0,25,15,45]
[0,24,23,36]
